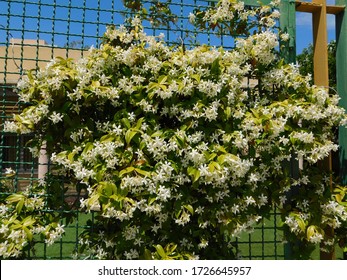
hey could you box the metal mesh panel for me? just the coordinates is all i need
[0,0,285,260]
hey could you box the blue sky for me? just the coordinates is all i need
[0,0,339,55]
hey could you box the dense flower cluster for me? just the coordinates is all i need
[2,1,347,259]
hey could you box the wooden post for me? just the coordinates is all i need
[312,0,329,86]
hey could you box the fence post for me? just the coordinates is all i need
[336,0,347,260]
[337,1,347,184]
[280,0,297,63]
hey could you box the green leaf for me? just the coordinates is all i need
[217,155,226,165]
[175,134,185,148]
[23,226,33,242]
[135,117,144,130]
[16,198,25,214]
[121,118,131,129]
[148,196,157,205]
[68,151,76,162]
[154,244,167,259]
[208,161,221,172]
[165,243,177,255]
[225,106,232,119]
[135,168,150,177]
[191,74,201,83]
[125,129,137,145]
[140,140,147,150]
[183,204,194,215]
[211,58,221,76]
[144,248,153,260]
[178,81,185,92]
[101,181,117,196]
[217,145,227,154]
[87,195,100,209]
[119,166,135,177]
[82,142,94,154]
[306,225,324,240]
[22,216,36,227]
[95,168,105,182]
[10,222,23,230]
[187,166,200,183]
[306,225,315,240]
[207,152,217,161]
[100,134,115,142]
[6,194,25,204]
[158,75,168,84]
[151,131,163,138]
[295,215,306,232]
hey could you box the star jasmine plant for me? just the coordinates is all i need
[1,0,346,259]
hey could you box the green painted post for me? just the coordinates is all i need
[336,0,347,260]
[336,0,347,184]
[280,0,297,63]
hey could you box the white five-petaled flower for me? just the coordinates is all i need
[49,111,64,124]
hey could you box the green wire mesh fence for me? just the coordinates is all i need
[0,0,288,260]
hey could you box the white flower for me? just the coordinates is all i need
[195,206,204,215]
[249,173,259,183]
[175,210,191,226]
[258,194,268,207]
[151,224,160,233]
[272,10,281,18]
[198,239,209,249]
[309,233,324,244]
[123,225,139,241]
[279,195,287,205]
[0,224,9,234]
[49,111,64,124]
[188,12,196,24]
[157,185,171,201]
[5,168,15,175]
[291,131,314,144]
[280,33,290,42]
[231,204,240,214]
[245,196,256,206]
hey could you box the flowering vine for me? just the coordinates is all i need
[1,0,347,259]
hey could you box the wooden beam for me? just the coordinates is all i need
[296,1,321,13]
[296,1,345,14]
[326,5,345,14]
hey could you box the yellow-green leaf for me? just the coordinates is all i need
[183,205,194,215]
[154,244,167,259]
[125,129,137,145]
[119,166,135,177]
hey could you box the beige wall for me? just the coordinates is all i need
[0,39,84,84]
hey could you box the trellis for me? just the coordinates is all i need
[0,0,346,260]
